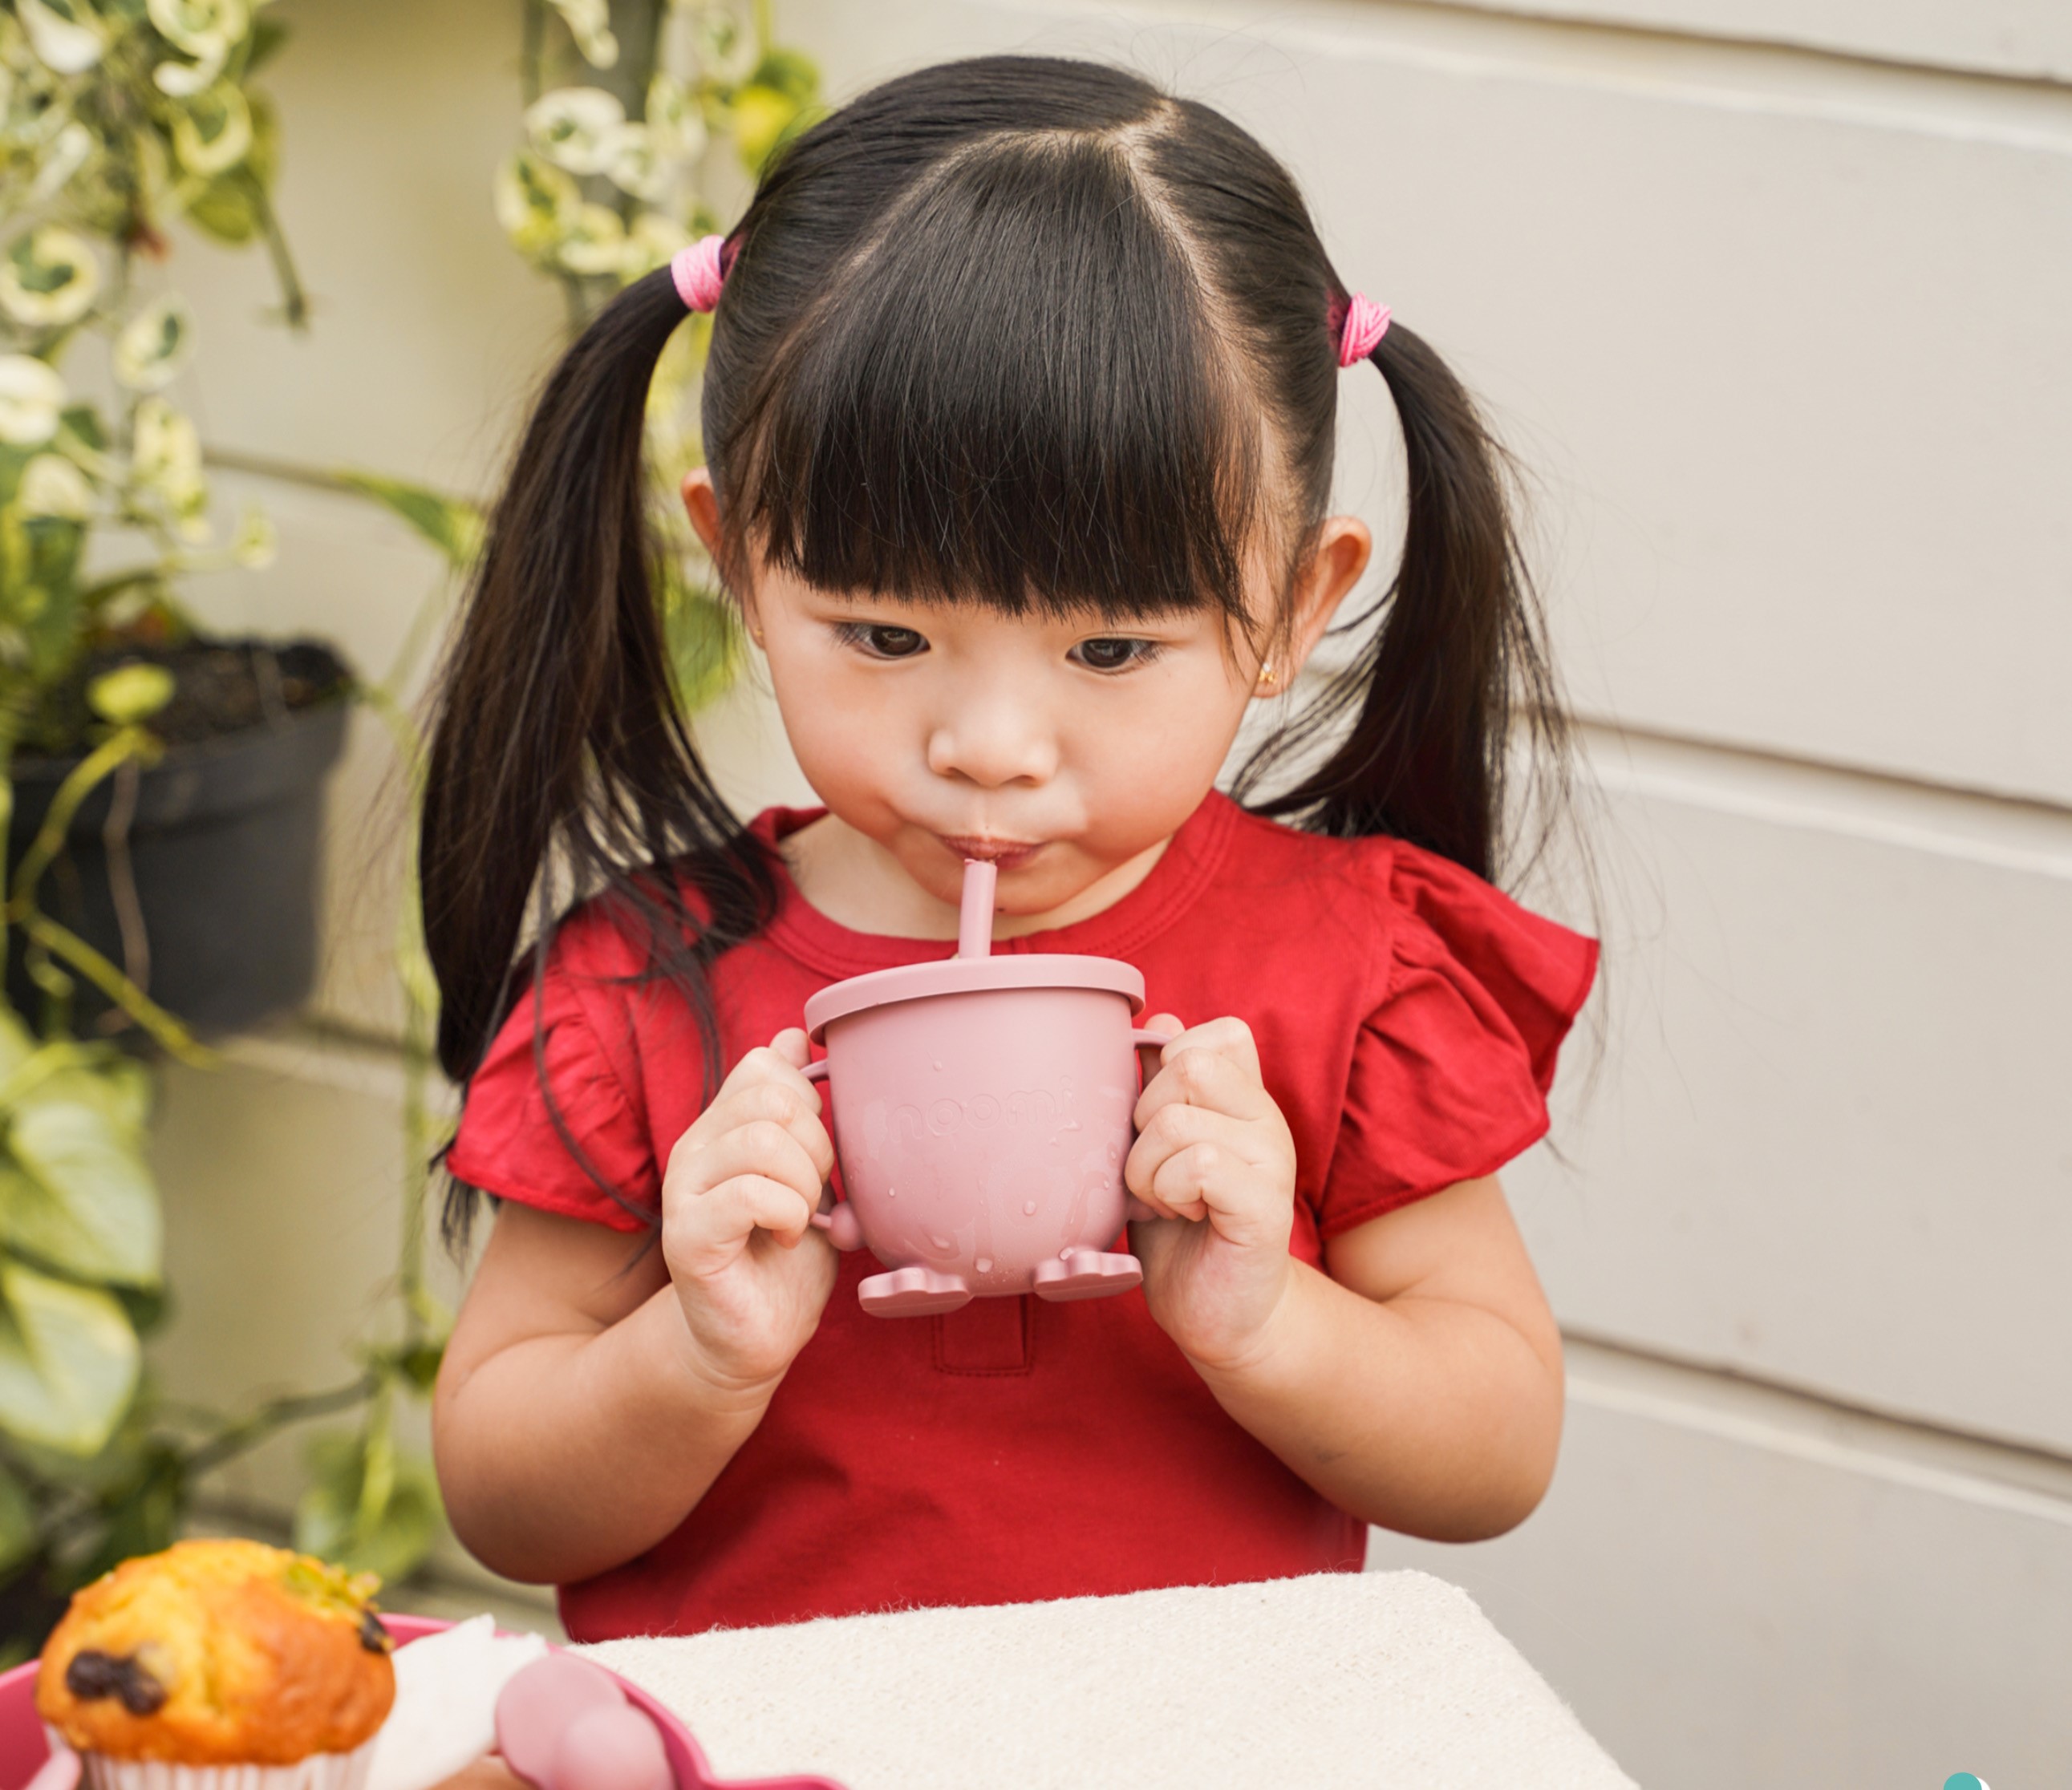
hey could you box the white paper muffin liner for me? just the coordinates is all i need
[55,1727,381,1790]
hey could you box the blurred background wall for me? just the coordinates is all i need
[152,2,2070,1784]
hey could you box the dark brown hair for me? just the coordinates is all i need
[423,55,1574,1231]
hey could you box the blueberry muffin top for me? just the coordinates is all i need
[36,1539,395,1764]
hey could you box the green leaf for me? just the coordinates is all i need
[294,1431,442,1585]
[730,83,800,175]
[0,227,102,329]
[493,149,581,262]
[56,403,106,457]
[87,662,175,725]
[9,512,85,682]
[0,1465,34,1577]
[336,472,484,569]
[663,581,740,713]
[112,295,196,392]
[0,1261,140,1455]
[184,168,263,245]
[69,1437,186,1588]
[168,83,254,178]
[749,49,820,104]
[0,1010,38,1085]
[114,1281,171,1340]
[245,16,289,73]
[185,93,278,246]
[391,1340,444,1395]
[0,1068,163,1286]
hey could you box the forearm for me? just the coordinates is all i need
[1190,1259,1564,1541]
[434,1286,775,1584]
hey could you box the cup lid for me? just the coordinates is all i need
[803,952,1145,1042]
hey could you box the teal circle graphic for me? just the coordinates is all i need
[1944,1775,1988,1790]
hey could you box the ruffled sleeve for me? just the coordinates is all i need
[1317,841,1599,1241]
[444,921,663,1233]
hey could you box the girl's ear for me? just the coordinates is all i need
[681,467,724,556]
[1284,515,1372,677]
[683,468,764,637]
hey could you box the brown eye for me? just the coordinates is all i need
[1070,637,1158,672]
[849,624,927,658]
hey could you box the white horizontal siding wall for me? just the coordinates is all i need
[1441,0,2072,83]
[152,0,2068,1779]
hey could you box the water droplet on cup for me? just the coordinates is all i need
[932,1059,943,1071]
[975,1257,993,1274]
[1023,1201,1038,1216]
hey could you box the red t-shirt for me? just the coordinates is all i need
[446,792,1597,1641]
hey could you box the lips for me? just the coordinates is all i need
[937,834,1042,868]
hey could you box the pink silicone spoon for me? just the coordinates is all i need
[552,1704,672,1790]
[494,1654,626,1788]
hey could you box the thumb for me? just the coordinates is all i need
[1137,1011,1183,1079]
[1141,1012,1185,1055]
[768,1026,812,1069]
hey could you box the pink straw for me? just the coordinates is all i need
[956,859,997,959]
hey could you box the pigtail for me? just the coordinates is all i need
[420,266,776,1095]
[1254,322,1569,885]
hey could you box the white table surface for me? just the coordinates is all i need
[581,1570,1637,1789]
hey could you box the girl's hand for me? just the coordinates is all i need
[659,1028,841,1398]
[1125,1014,1299,1372]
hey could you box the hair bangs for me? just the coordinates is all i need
[728,132,1264,622]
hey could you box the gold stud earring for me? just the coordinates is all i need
[1256,662,1279,689]
[752,624,766,647]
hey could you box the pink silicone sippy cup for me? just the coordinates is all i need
[804,859,1172,1318]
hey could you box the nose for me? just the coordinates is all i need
[925,687,1059,789]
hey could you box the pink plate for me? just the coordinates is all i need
[0,1614,841,1790]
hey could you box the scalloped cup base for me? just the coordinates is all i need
[855,1250,1145,1316]
[858,1266,975,1316]
[1030,1248,1143,1302]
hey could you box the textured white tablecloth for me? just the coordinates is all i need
[579,1570,1636,1789]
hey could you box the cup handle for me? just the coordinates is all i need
[1123,1027,1179,1225]
[800,1059,864,1249]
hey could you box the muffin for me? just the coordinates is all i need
[36,1539,396,1788]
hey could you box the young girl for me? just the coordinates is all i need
[426,55,1597,1642]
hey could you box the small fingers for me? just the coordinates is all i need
[1135,1140,1224,1222]
[677,1071,836,1186]
[1128,1100,1259,1180]
[1138,1012,1186,1056]
[1135,1035,1273,1129]
[1125,1108,1248,1222]
[718,1033,822,1112]
[673,1173,820,1260]
[764,1026,812,1070]
[671,1118,826,1216]
[1144,1014,1259,1077]
[1146,1140,1263,1225]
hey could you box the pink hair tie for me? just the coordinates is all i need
[671,234,728,313]
[1337,293,1391,367]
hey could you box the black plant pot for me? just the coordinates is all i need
[6,690,351,1039]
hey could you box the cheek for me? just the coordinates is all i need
[1069,670,1248,841]
[764,657,906,809]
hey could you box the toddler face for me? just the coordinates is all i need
[746,555,1263,925]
